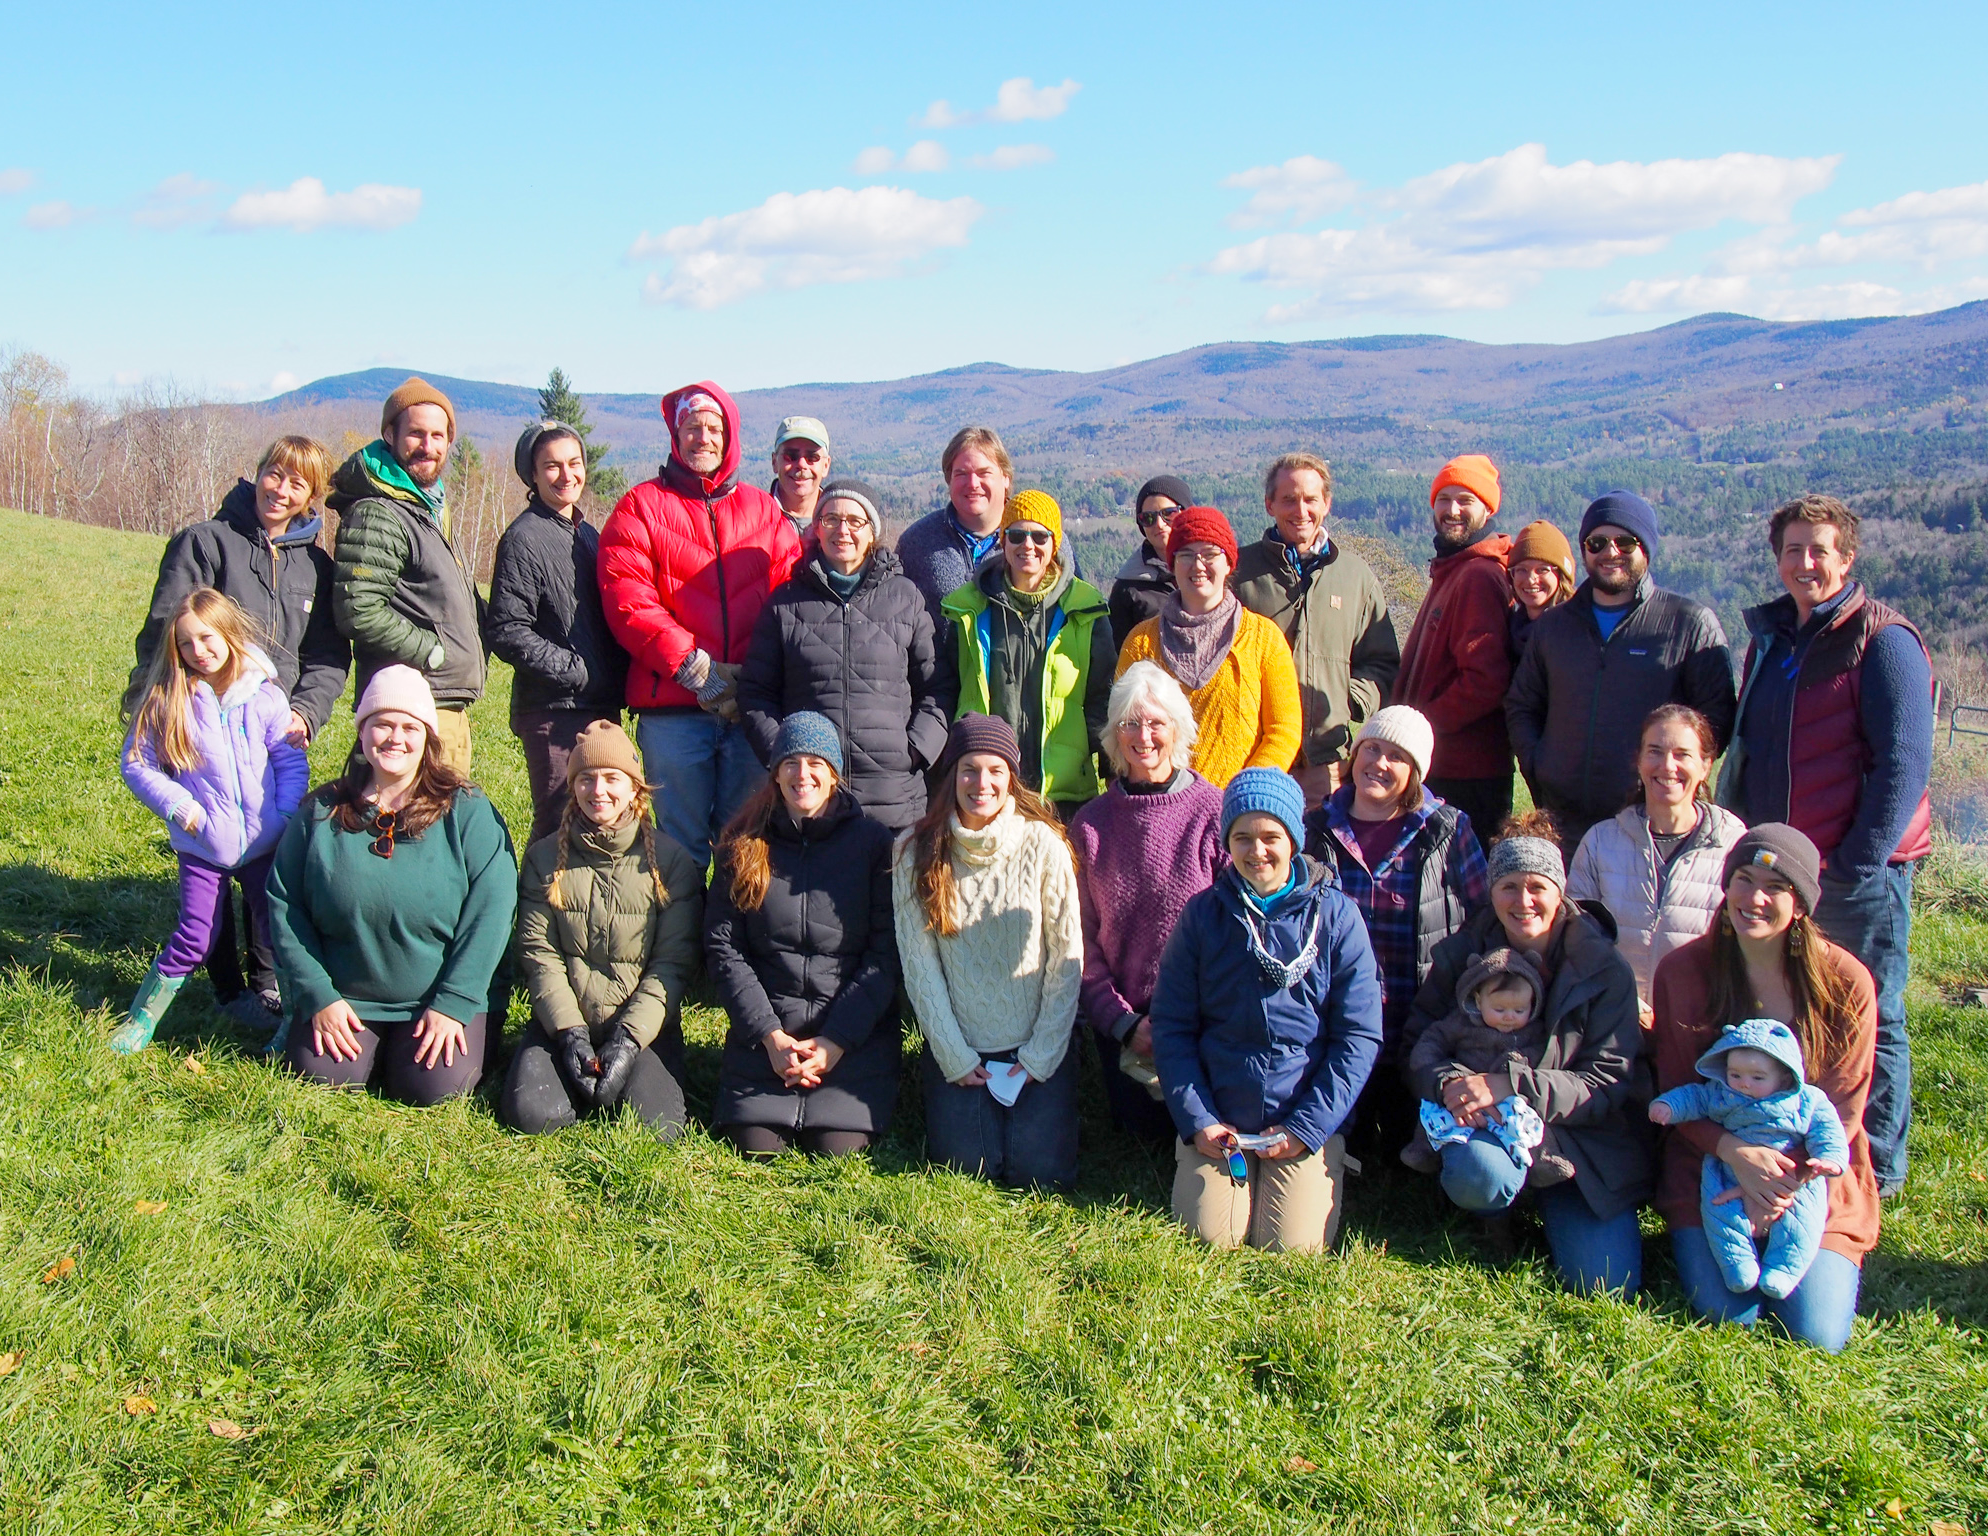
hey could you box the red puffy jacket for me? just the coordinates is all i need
[599,381,800,709]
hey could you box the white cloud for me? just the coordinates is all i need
[1211,143,1841,317]
[1224,156,1357,228]
[853,146,896,176]
[23,200,91,229]
[629,185,984,309]
[0,168,33,196]
[132,173,223,230]
[970,144,1054,171]
[920,76,1079,128]
[269,371,301,394]
[220,177,421,232]
[852,141,950,174]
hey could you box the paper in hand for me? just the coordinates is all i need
[984,1060,1028,1107]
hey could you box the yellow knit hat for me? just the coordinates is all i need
[1001,488,1064,551]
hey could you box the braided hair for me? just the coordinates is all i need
[543,782,673,911]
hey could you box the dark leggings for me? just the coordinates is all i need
[498,1033,687,1139]
[286,1012,489,1106]
[724,1124,872,1158]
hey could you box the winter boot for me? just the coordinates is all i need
[108,964,185,1054]
[1399,1124,1442,1174]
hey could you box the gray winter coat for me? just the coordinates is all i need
[737,548,951,832]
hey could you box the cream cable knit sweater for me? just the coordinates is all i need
[892,802,1084,1085]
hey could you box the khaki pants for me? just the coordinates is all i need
[433,706,473,776]
[1172,1134,1347,1254]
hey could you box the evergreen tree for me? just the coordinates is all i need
[537,368,627,503]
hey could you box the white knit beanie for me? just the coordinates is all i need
[355,664,442,738]
[1354,705,1435,782]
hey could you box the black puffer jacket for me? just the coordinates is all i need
[481,499,628,721]
[705,790,901,1134]
[130,480,350,734]
[1107,544,1173,646]
[736,548,950,831]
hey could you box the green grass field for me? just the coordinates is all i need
[1,504,1985,1534]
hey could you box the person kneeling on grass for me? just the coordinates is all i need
[1649,1019,1848,1301]
[268,666,516,1104]
[1150,768,1382,1253]
[114,588,308,1052]
[894,713,1085,1190]
[707,713,901,1158]
[499,720,704,1137]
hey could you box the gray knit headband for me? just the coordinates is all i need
[1486,836,1565,890]
[819,487,883,535]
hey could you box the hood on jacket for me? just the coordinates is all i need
[659,380,744,499]
[1455,945,1549,1017]
[215,479,326,551]
[1694,1017,1808,1088]
[1114,543,1171,586]
[327,441,440,516]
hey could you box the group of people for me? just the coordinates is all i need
[109,375,1935,1354]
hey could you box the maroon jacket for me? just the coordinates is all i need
[1392,533,1513,779]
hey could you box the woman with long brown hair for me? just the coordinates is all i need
[707,713,901,1156]
[893,713,1085,1188]
[1649,824,1879,1351]
[267,666,516,1104]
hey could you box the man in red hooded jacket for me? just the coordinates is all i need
[1390,455,1515,843]
[599,382,801,870]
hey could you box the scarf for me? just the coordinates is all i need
[359,439,444,516]
[1158,591,1242,692]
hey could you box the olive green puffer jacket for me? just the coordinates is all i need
[515,815,705,1047]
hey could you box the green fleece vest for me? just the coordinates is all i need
[942,576,1107,803]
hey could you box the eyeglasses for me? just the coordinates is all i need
[1584,534,1641,555]
[1136,505,1180,530]
[1005,528,1053,547]
[1116,716,1171,738]
[1175,550,1227,571]
[369,807,400,860]
[816,514,870,533]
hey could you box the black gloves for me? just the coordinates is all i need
[556,1028,602,1101]
[592,1026,644,1107]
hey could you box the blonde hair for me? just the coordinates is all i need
[941,425,1015,486]
[125,588,256,774]
[1264,452,1333,501]
[545,782,674,910]
[1102,661,1198,776]
[256,435,335,505]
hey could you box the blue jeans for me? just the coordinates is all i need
[1439,1133,1643,1295]
[1670,1225,1861,1352]
[920,1043,1080,1190]
[634,710,767,873]
[1814,861,1913,1193]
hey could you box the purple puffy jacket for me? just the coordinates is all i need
[121,648,308,869]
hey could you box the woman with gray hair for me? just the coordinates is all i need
[1399,810,1653,1293]
[1066,661,1228,1139]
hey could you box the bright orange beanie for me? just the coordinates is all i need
[1430,454,1501,515]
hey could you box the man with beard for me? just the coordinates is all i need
[1506,491,1736,853]
[1391,455,1515,840]
[330,379,485,773]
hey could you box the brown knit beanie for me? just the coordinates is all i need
[1509,520,1577,598]
[1721,823,1822,915]
[380,377,457,439]
[566,720,647,786]
[939,712,1023,776]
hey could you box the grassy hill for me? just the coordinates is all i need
[1,507,1985,1533]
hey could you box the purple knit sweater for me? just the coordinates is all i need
[1067,773,1228,1038]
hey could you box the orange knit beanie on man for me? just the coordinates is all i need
[1430,454,1501,514]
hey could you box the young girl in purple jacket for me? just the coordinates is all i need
[113,587,307,1052]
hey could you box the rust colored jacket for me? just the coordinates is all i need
[1393,533,1513,779]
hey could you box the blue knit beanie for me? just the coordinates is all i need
[1221,767,1306,845]
[770,710,842,774]
[1579,491,1661,562]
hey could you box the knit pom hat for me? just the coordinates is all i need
[1221,767,1307,845]
[1353,705,1435,782]
[817,478,884,541]
[1135,474,1193,515]
[939,712,1022,776]
[1693,1018,1807,1090]
[355,664,441,737]
[1166,505,1240,570]
[1580,491,1661,562]
[1510,519,1577,596]
[1721,823,1822,915]
[513,420,585,488]
[1455,946,1548,1016]
[565,719,646,785]
[380,377,456,439]
[1486,835,1565,892]
[1001,489,1064,552]
[770,710,844,774]
[1431,454,1501,516]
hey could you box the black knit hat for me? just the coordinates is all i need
[1721,823,1823,914]
[1579,490,1661,562]
[514,420,586,488]
[939,712,1022,776]
[1135,475,1193,519]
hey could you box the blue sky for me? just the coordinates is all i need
[5,0,1987,399]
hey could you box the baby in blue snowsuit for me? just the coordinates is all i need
[1649,1019,1848,1300]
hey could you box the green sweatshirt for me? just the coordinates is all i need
[266,786,517,1025]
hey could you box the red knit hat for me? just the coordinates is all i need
[1165,506,1239,570]
[1430,454,1501,515]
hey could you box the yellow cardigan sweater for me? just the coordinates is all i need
[1116,607,1303,788]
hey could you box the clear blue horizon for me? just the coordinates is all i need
[5,0,1986,401]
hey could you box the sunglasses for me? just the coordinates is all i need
[1226,1147,1250,1186]
[1136,505,1180,530]
[1005,528,1054,547]
[1584,534,1641,555]
[779,445,824,464]
[369,807,400,860]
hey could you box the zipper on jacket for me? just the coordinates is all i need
[707,494,731,657]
